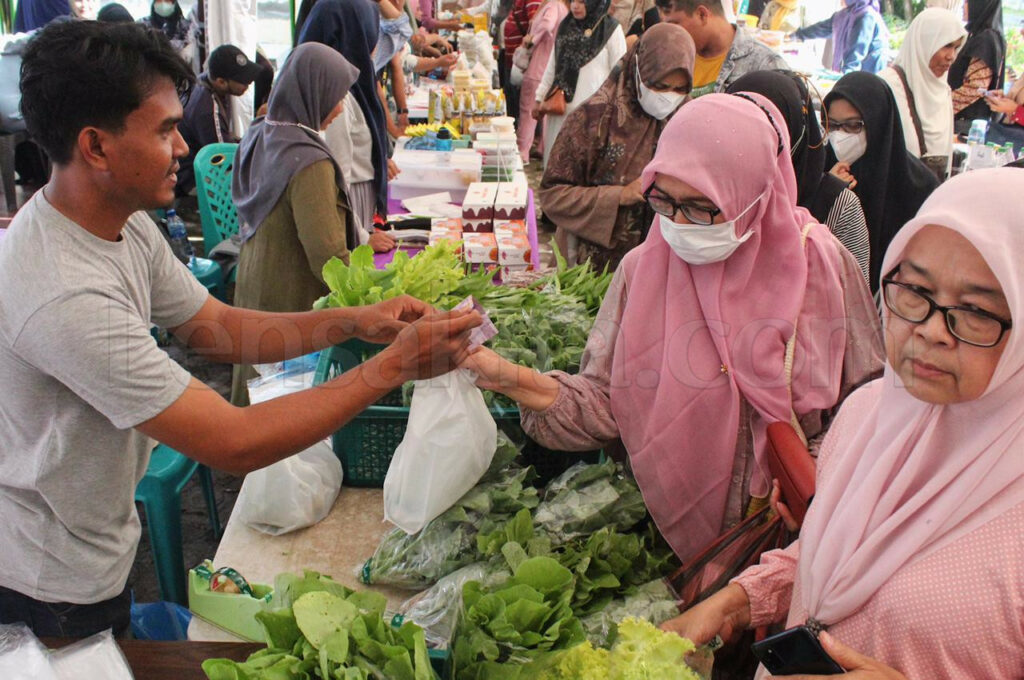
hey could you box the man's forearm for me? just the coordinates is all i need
[175,301,371,364]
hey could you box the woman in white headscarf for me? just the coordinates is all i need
[663,167,1024,679]
[879,7,966,179]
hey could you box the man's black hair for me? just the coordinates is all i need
[654,0,724,15]
[20,20,194,165]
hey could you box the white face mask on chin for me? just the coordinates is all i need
[635,63,687,121]
[658,190,763,265]
[828,129,867,165]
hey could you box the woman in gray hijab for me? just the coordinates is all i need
[230,42,359,405]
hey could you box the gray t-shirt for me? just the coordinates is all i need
[0,191,207,604]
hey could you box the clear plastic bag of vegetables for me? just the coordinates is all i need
[361,440,539,589]
[534,460,647,544]
[393,561,512,650]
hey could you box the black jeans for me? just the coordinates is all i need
[0,584,131,638]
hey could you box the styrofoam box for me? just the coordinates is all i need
[389,149,482,204]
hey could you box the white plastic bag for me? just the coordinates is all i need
[234,356,343,535]
[0,623,57,680]
[384,369,497,534]
[235,440,343,535]
[50,629,133,680]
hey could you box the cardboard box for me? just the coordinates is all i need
[495,182,528,221]
[497,234,531,266]
[463,232,498,264]
[500,264,534,280]
[461,182,497,233]
[494,219,527,240]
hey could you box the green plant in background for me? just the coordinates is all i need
[1,0,14,34]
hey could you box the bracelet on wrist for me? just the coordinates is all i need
[396,108,409,114]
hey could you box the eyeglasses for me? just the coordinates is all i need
[882,274,1012,348]
[643,183,722,226]
[822,116,866,134]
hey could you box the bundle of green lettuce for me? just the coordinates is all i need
[450,556,586,680]
[578,580,681,648]
[537,617,707,680]
[202,570,433,680]
[313,243,613,385]
[398,509,677,653]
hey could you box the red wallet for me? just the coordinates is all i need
[766,422,817,526]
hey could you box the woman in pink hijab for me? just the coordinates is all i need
[464,94,882,564]
[663,167,1024,679]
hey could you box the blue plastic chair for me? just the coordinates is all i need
[135,444,222,605]
[194,143,241,285]
[189,256,225,300]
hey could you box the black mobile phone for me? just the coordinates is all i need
[751,626,845,676]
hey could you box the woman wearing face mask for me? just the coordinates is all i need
[662,168,1024,680]
[879,8,966,180]
[139,0,193,57]
[949,0,1005,135]
[538,23,694,270]
[728,70,871,284]
[463,94,883,573]
[534,0,627,167]
[229,44,359,405]
[823,72,939,293]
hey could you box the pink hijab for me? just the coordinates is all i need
[799,168,1024,625]
[609,94,849,561]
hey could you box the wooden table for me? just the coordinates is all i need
[45,639,263,679]
[187,486,414,642]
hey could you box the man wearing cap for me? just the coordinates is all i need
[174,44,262,197]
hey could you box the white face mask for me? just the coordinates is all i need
[635,63,687,121]
[153,1,176,17]
[658,191,763,265]
[828,129,867,165]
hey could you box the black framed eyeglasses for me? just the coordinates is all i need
[882,273,1012,348]
[643,184,722,226]
[822,116,866,134]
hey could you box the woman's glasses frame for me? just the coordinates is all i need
[643,184,722,226]
[882,269,1013,348]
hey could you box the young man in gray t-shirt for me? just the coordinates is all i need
[0,21,480,638]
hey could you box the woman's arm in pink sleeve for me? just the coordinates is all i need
[519,269,626,450]
[731,539,801,628]
[530,2,559,40]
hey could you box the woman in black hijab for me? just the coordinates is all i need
[823,71,939,292]
[299,0,389,214]
[949,0,1005,134]
[728,70,870,283]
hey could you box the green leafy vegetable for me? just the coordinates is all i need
[202,572,434,680]
[538,617,702,680]
[535,461,648,544]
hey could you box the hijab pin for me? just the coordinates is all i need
[720,364,729,375]
[584,28,592,37]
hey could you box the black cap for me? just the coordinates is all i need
[207,44,263,85]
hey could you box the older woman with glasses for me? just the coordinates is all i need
[462,94,883,579]
[662,167,1024,680]
[822,72,939,293]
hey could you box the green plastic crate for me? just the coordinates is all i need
[313,340,520,487]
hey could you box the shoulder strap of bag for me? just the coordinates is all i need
[892,65,928,156]
[785,224,814,447]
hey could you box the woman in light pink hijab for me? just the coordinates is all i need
[464,93,882,563]
[664,167,1024,679]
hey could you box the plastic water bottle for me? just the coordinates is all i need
[435,127,453,151]
[967,119,988,146]
[166,209,195,269]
